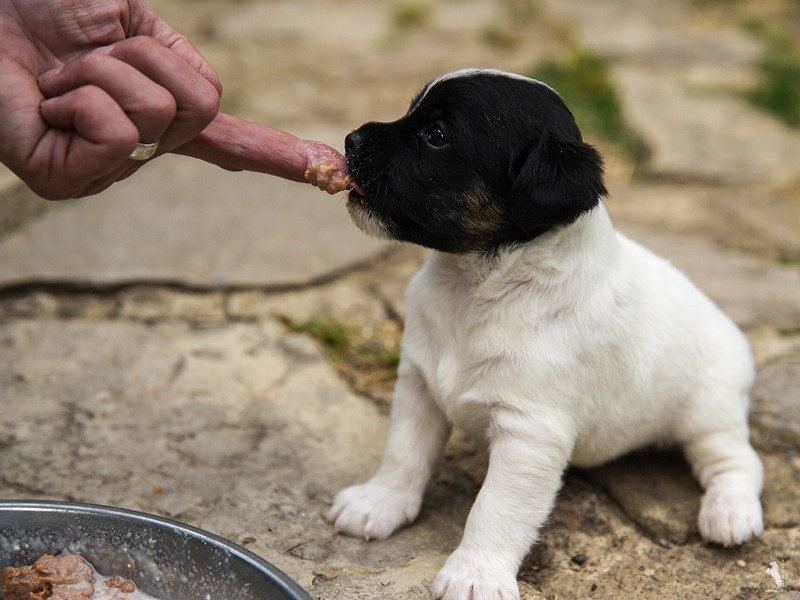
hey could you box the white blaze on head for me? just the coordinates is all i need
[408,68,560,114]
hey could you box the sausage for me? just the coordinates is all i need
[302,141,352,194]
[177,113,357,195]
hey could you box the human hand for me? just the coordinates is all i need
[0,0,221,199]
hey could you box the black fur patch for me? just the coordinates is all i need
[345,71,607,254]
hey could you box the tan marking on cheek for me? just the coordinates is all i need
[460,187,507,235]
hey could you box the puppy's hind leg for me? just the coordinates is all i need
[682,420,764,547]
[328,361,450,541]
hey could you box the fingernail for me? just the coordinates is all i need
[37,65,63,86]
[92,44,115,56]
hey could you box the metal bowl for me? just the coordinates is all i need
[0,500,312,600]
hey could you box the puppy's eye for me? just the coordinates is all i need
[421,122,449,149]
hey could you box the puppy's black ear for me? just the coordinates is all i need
[508,131,607,236]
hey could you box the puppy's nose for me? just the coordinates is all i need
[345,130,364,154]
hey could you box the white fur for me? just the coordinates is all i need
[409,68,558,114]
[329,203,763,600]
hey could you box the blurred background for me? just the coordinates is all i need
[1,2,799,598]
[3,0,800,261]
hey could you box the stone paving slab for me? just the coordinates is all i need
[751,355,800,451]
[0,318,464,598]
[620,225,800,329]
[614,66,800,185]
[0,153,387,289]
[542,0,800,186]
[1,313,797,599]
[539,0,761,84]
[608,182,800,261]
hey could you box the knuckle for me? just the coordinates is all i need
[79,52,110,74]
[117,122,141,147]
[123,88,175,131]
[192,87,221,124]
[150,90,178,121]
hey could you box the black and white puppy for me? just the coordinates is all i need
[329,69,763,600]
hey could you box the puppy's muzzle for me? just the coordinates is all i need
[344,130,369,200]
[345,130,364,155]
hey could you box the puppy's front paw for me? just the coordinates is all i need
[698,487,763,547]
[431,549,520,600]
[328,481,422,541]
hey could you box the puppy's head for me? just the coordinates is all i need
[345,69,607,254]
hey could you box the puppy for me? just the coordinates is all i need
[329,69,763,600]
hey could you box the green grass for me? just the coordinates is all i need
[480,0,538,49]
[481,25,518,49]
[289,317,354,356]
[508,0,539,22]
[530,50,648,166]
[391,1,432,29]
[285,316,401,397]
[358,344,401,372]
[0,186,51,238]
[691,0,743,6]
[742,19,800,127]
[778,325,800,336]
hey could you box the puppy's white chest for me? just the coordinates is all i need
[404,294,500,435]
[422,336,492,435]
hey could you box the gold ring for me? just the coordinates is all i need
[128,141,159,161]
